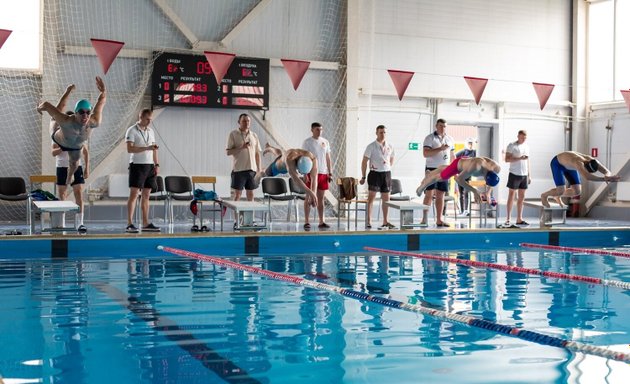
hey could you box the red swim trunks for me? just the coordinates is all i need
[439,157,462,180]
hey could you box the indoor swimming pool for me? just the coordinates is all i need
[1,243,629,383]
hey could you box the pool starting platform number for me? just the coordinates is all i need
[408,142,419,150]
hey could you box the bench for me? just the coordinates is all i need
[30,200,80,233]
[221,200,268,231]
[384,201,430,229]
[524,200,567,227]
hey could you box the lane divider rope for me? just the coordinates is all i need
[364,247,630,291]
[158,245,630,364]
[520,243,630,259]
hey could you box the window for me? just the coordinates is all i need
[587,0,630,102]
[0,0,40,70]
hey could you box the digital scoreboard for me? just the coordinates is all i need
[151,52,269,110]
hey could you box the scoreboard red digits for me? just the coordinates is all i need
[152,52,269,110]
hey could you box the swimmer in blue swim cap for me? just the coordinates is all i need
[37,77,107,185]
[415,156,501,207]
[255,143,319,207]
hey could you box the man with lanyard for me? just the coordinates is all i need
[421,118,455,227]
[125,109,160,233]
[360,125,396,230]
[301,122,333,230]
[226,113,262,202]
[504,130,530,226]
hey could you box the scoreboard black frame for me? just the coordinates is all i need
[151,51,270,110]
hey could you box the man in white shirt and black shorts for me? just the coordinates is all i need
[504,130,530,227]
[421,118,454,227]
[125,109,160,233]
[360,125,396,230]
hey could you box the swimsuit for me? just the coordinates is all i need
[439,157,462,180]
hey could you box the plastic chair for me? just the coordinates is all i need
[377,178,410,220]
[164,176,193,224]
[262,177,298,222]
[336,177,368,230]
[191,176,222,231]
[0,177,31,227]
[144,175,168,223]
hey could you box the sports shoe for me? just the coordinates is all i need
[77,225,87,234]
[142,223,161,232]
[385,222,396,229]
[378,224,390,230]
[126,224,139,233]
[516,221,530,226]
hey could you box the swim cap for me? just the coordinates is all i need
[585,159,598,173]
[74,99,92,113]
[297,156,313,174]
[485,171,500,187]
[189,200,198,215]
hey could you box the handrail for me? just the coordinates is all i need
[584,153,630,214]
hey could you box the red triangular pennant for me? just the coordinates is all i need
[622,90,630,113]
[464,76,488,105]
[204,51,236,85]
[387,70,415,101]
[281,59,310,90]
[0,29,12,50]
[532,82,555,110]
[90,38,124,74]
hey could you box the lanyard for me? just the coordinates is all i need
[136,124,150,146]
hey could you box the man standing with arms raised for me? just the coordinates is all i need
[421,118,455,227]
[504,130,530,226]
[226,113,262,202]
[302,122,333,230]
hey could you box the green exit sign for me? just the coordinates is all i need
[408,142,419,150]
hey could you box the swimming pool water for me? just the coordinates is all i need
[1,248,629,383]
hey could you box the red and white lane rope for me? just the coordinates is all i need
[158,245,630,364]
[364,247,630,291]
[520,243,630,259]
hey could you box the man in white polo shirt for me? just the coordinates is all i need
[421,118,455,227]
[504,130,530,226]
[360,125,395,230]
[302,122,333,230]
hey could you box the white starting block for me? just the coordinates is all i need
[221,200,268,231]
[384,201,430,229]
[524,200,567,227]
[30,200,80,233]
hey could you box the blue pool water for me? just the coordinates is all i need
[1,247,630,383]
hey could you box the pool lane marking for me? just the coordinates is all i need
[521,243,630,258]
[365,247,630,291]
[90,281,262,383]
[158,246,630,364]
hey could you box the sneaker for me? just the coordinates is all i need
[385,222,396,229]
[126,224,139,233]
[516,221,530,226]
[318,223,331,229]
[378,224,389,230]
[436,222,451,228]
[142,223,161,232]
[366,223,372,229]
[77,225,87,234]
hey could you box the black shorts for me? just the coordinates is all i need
[231,170,257,191]
[56,166,85,186]
[507,173,528,190]
[424,167,449,192]
[367,171,391,193]
[129,163,157,190]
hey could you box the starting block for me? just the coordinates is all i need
[221,200,268,231]
[524,200,567,227]
[30,200,80,233]
[384,201,430,229]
